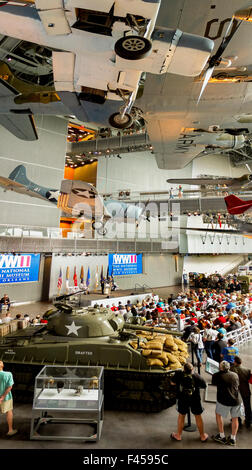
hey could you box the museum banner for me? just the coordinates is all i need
[0,253,40,284]
[108,253,142,276]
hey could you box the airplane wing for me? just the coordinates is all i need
[0,176,46,200]
[145,114,205,170]
[180,226,247,235]
[166,177,233,186]
[0,79,38,140]
[0,113,38,141]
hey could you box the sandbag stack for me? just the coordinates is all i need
[129,331,189,370]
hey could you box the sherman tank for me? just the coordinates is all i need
[0,300,189,412]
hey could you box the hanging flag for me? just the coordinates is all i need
[80,265,84,284]
[57,267,62,293]
[218,213,222,228]
[100,265,104,284]
[95,265,99,289]
[86,266,90,288]
[80,265,86,289]
[65,266,70,292]
[73,266,78,287]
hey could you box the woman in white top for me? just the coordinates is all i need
[203,324,218,359]
[188,327,204,366]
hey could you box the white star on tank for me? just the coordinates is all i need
[65,321,82,336]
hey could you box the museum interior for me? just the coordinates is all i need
[0,0,251,458]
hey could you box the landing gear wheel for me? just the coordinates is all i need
[109,112,133,129]
[128,117,146,131]
[115,36,152,60]
[97,226,107,236]
[92,220,104,231]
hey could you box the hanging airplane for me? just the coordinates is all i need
[0,0,212,140]
[0,1,252,170]
[178,222,252,237]
[225,193,252,214]
[57,179,148,235]
[3,165,252,236]
[0,164,60,202]
[0,168,148,234]
[167,174,252,192]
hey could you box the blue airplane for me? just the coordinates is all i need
[0,164,59,203]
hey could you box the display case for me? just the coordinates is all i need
[30,365,104,441]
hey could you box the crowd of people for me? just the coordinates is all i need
[190,273,242,292]
[0,312,48,326]
[99,287,252,445]
[102,288,252,350]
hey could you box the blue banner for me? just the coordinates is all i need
[108,253,142,276]
[0,253,41,284]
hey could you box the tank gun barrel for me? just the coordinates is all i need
[55,291,83,301]
[124,323,183,336]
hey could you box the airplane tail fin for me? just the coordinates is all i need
[9,165,30,186]
[224,194,252,214]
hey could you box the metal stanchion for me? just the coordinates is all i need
[183,410,196,432]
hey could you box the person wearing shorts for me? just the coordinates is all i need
[170,362,208,442]
[212,360,242,446]
[0,361,18,437]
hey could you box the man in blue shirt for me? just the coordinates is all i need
[0,361,18,436]
[226,302,236,312]
[221,339,239,364]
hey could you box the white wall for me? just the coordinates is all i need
[186,215,252,254]
[49,253,183,298]
[192,153,248,178]
[97,150,249,195]
[96,151,193,194]
[183,254,248,275]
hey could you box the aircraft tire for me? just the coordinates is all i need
[92,220,104,230]
[109,112,133,129]
[97,227,107,236]
[115,36,152,60]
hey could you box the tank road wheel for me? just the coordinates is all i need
[115,36,152,60]
[108,112,133,129]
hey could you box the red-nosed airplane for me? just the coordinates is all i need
[225,194,252,215]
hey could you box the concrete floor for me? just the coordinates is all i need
[0,342,251,450]
[0,288,251,450]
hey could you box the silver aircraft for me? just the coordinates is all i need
[167,174,252,192]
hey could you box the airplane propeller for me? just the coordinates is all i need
[197,16,242,104]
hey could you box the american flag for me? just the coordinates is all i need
[57,267,62,292]
[73,266,78,287]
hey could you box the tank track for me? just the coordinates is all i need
[104,369,176,412]
[6,363,176,412]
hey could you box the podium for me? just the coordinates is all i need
[104,282,110,295]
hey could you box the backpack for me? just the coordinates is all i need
[179,373,195,397]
